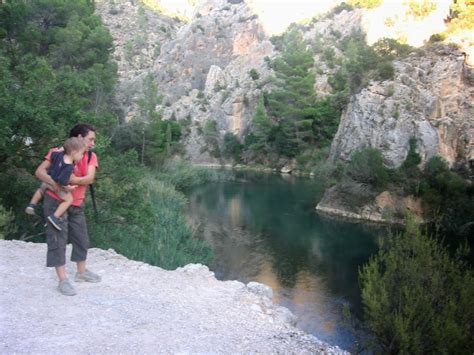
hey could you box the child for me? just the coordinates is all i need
[25,137,87,231]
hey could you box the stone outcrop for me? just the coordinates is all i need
[95,0,183,120]
[1,240,346,353]
[328,44,473,169]
[316,187,423,225]
[96,0,275,163]
[152,0,274,162]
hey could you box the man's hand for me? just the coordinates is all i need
[61,185,77,193]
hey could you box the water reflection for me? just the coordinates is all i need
[186,172,383,350]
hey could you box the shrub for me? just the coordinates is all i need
[223,132,243,161]
[249,68,260,81]
[405,0,437,18]
[345,147,390,190]
[88,153,214,269]
[347,0,382,9]
[372,38,413,59]
[429,33,446,43]
[419,156,472,234]
[359,215,474,353]
[376,61,395,81]
[0,204,16,239]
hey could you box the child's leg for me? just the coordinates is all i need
[29,183,49,205]
[26,183,49,215]
[53,192,73,218]
[29,189,44,205]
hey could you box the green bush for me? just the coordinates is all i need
[347,0,382,9]
[89,155,216,269]
[345,147,390,190]
[222,132,243,162]
[419,156,472,234]
[359,216,474,353]
[394,137,422,196]
[376,61,395,80]
[405,0,437,18]
[0,204,15,239]
[372,38,413,59]
[249,68,259,81]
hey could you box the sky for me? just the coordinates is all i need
[246,0,342,34]
[155,0,457,46]
[248,0,453,46]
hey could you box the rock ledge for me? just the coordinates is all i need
[0,240,347,354]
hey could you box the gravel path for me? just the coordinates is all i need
[0,240,347,354]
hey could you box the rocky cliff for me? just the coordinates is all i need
[96,0,275,163]
[329,43,473,169]
[95,1,472,223]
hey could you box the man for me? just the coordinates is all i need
[35,123,101,296]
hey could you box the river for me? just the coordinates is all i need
[185,170,385,351]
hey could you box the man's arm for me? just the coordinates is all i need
[69,165,96,186]
[35,159,57,187]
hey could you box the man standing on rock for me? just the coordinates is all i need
[35,123,101,296]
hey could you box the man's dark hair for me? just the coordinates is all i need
[69,123,96,138]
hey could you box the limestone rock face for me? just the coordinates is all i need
[152,0,274,162]
[95,0,183,121]
[96,1,473,169]
[328,44,474,169]
[95,0,275,163]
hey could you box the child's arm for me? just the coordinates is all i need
[69,165,96,186]
[35,160,59,191]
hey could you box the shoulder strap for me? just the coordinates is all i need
[88,151,99,222]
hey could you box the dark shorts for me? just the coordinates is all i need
[43,194,89,267]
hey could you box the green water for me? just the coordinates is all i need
[185,171,384,350]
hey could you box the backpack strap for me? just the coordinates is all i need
[88,151,99,222]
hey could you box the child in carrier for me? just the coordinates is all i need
[25,137,87,231]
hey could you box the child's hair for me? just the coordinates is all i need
[63,137,86,155]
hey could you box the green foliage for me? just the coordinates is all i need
[372,38,413,60]
[114,73,181,166]
[0,204,16,239]
[0,0,213,270]
[111,117,182,167]
[429,33,447,43]
[337,31,396,92]
[345,147,390,190]
[0,0,117,230]
[266,29,325,156]
[402,138,422,171]
[249,68,260,81]
[89,153,213,269]
[376,61,395,80]
[419,157,473,234]
[202,120,220,158]
[346,0,382,9]
[310,148,344,187]
[393,137,422,196]
[222,133,243,162]
[436,0,474,37]
[247,95,273,157]
[359,216,474,353]
[405,0,437,18]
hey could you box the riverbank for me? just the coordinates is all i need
[0,240,347,354]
